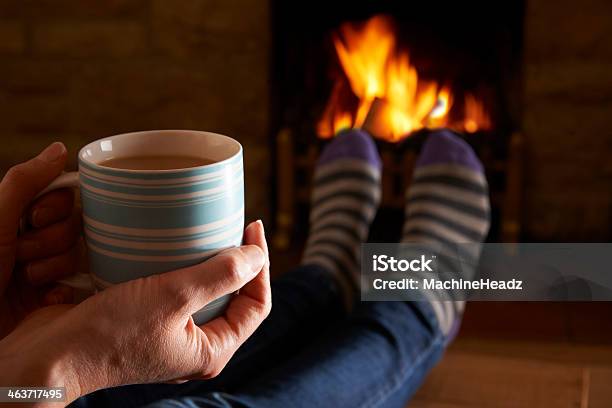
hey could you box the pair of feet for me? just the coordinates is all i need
[302,129,490,336]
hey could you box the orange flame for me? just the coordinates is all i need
[316,81,354,138]
[333,16,393,128]
[384,53,438,139]
[317,15,491,141]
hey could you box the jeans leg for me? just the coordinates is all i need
[70,264,345,408]
[145,301,445,408]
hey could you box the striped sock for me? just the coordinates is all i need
[402,130,490,339]
[302,129,382,304]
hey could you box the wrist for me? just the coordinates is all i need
[34,347,87,405]
[37,329,114,404]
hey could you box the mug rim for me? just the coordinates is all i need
[78,129,243,174]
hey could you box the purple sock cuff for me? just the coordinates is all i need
[318,129,382,169]
[416,130,484,173]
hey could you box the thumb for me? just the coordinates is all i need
[159,245,266,315]
[0,142,67,229]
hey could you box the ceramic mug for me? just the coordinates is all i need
[41,130,244,324]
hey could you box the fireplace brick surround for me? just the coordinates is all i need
[0,0,611,240]
[522,0,612,240]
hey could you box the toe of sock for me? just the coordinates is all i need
[318,129,382,169]
[416,130,483,172]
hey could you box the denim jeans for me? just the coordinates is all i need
[70,265,446,408]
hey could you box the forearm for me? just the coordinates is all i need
[0,345,90,406]
[0,321,111,407]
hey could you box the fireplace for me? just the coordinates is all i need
[270,0,526,249]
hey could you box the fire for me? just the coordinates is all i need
[428,87,452,122]
[384,53,438,139]
[316,82,354,138]
[317,15,491,141]
[333,16,393,128]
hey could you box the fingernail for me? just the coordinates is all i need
[31,207,53,228]
[242,245,265,274]
[39,142,66,163]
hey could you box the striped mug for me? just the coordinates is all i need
[42,130,244,324]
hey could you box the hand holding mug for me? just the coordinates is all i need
[0,220,270,404]
[0,142,271,403]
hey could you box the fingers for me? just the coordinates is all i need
[19,188,80,285]
[236,220,271,306]
[0,143,68,292]
[25,244,80,285]
[0,142,67,230]
[158,242,266,315]
[17,212,81,262]
[196,221,271,377]
[28,188,74,228]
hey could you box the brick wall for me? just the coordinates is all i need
[0,0,270,222]
[523,0,612,240]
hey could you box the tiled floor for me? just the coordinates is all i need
[412,338,612,407]
[411,303,612,407]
